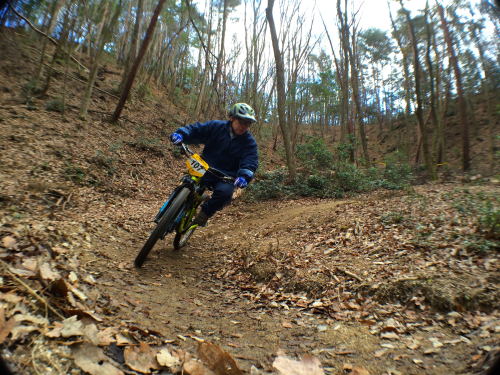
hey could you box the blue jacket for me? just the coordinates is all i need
[175,120,258,182]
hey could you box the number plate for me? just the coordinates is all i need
[186,154,209,177]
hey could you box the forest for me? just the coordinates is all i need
[0,0,499,374]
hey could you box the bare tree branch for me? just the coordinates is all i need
[8,2,88,72]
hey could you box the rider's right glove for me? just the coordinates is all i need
[234,177,248,188]
[170,132,183,145]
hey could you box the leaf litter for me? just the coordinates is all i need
[0,39,499,373]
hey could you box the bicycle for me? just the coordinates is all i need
[134,143,235,268]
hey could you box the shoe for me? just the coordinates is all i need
[192,210,209,227]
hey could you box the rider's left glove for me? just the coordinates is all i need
[234,177,248,188]
[170,132,183,145]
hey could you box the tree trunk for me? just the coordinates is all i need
[212,0,229,111]
[80,1,121,118]
[424,2,440,168]
[437,3,470,172]
[111,0,167,123]
[346,21,370,165]
[120,0,144,91]
[35,0,65,83]
[42,1,75,96]
[400,0,435,178]
[388,4,412,120]
[469,8,495,174]
[266,0,296,181]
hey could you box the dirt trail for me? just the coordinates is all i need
[82,200,381,374]
[79,193,495,375]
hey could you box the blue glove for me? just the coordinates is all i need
[234,177,248,188]
[170,132,183,145]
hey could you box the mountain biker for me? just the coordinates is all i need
[169,103,258,227]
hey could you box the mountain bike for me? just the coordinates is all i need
[134,143,234,268]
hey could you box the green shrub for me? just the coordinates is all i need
[46,98,65,113]
[477,200,500,240]
[464,237,498,254]
[296,137,334,169]
[128,137,164,156]
[381,211,407,225]
[335,136,356,162]
[134,82,153,100]
[21,79,42,98]
[332,162,370,192]
[89,151,116,176]
[64,163,86,184]
[246,142,415,202]
[381,162,413,189]
[245,169,288,201]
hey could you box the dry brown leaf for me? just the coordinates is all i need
[380,332,399,340]
[10,325,38,340]
[83,274,96,284]
[67,284,88,301]
[73,343,124,375]
[116,332,135,346]
[45,321,64,338]
[197,341,243,375]
[2,236,17,249]
[8,266,36,277]
[21,258,38,272]
[374,349,388,358]
[48,278,69,297]
[157,348,181,369]
[83,323,99,345]
[39,262,61,281]
[183,359,217,375]
[68,271,78,283]
[14,313,48,326]
[304,244,314,252]
[273,354,324,375]
[0,292,23,304]
[0,311,17,343]
[351,366,370,375]
[96,327,117,346]
[60,315,84,337]
[124,342,160,373]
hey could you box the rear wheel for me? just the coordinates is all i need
[173,223,197,250]
[134,187,190,267]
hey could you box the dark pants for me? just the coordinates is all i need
[200,173,235,217]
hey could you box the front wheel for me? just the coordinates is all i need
[134,187,190,268]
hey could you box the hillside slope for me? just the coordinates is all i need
[1,30,499,375]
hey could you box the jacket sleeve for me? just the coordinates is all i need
[237,142,258,182]
[175,121,215,144]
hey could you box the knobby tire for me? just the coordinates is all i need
[134,187,190,268]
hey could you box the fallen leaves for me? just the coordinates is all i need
[272,354,324,375]
[197,341,243,375]
[1,236,17,249]
[124,342,160,373]
[73,343,124,375]
[343,363,371,375]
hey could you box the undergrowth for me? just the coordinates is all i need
[245,137,414,201]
